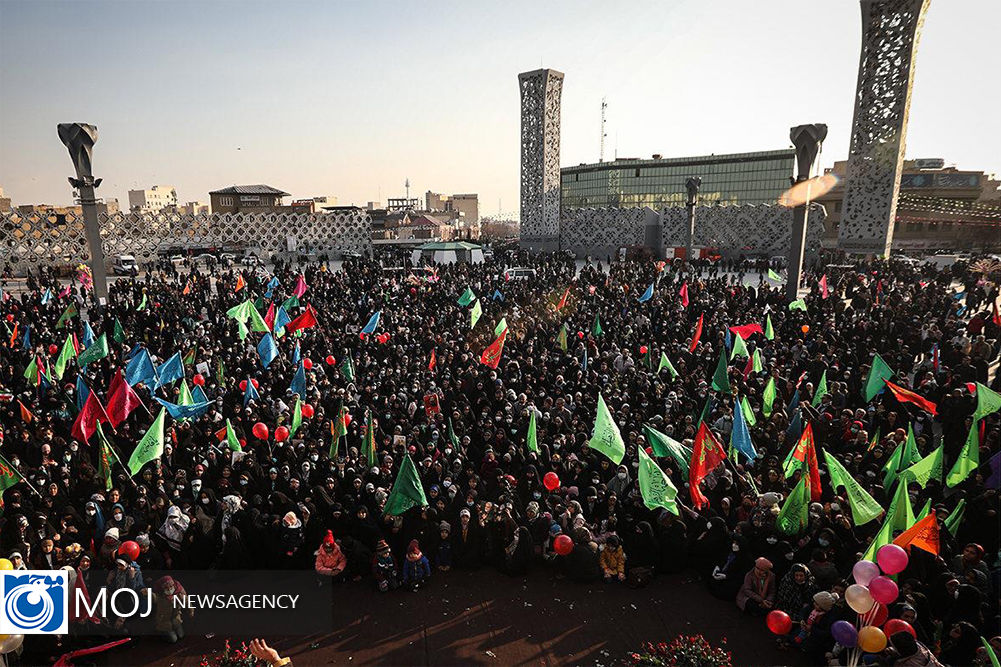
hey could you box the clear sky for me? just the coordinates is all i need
[1,0,997,216]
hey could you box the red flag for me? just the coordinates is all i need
[819,274,829,299]
[54,638,132,667]
[72,333,80,355]
[742,355,754,380]
[71,391,111,443]
[679,282,689,308]
[285,305,318,333]
[215,425,228,442]
[264,303,276,331]
[428,349,437,372]
[182,281,191,295]
[796,371,807,389]
[655,261,666,272]
[294,274,308,298]
[993,300,1001,326]
[106,370,145,428]
[18,400,33,423]
[8,324,17,348]
[234,275,246,292]
[932,344,939,371]
[885,380,938,415]
[480,328,508,369]
[787,423,822,499]
[688,313,704,353]
[689,422,727,509]
[728,323,763,340]
[556,287,570,311]
[893,511,940,555]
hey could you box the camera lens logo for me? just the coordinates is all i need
[0,571,67,635]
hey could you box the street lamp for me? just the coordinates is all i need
[58,123,108,301]
[685,176,701,262]
[787,124,827,301]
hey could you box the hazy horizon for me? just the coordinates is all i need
[1,0,998,216]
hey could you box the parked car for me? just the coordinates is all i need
[503,267,537,281]
[112,254,138,276]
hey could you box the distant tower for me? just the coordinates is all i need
[405,178,410,204]
[839,0,931,256]
[599,97,608,163]
[519,68,564,253]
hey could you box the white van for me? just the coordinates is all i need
[503,267,537,281]
[112,254,138,276]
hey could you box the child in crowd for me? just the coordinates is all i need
[436,522,452,571]
[600,535,626,582]
[402,539,430,591]
[372,540,398,592]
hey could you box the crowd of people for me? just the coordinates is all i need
[0,247,999,666]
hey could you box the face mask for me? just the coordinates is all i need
[70,444,78,452]
[239,479,248,486]
[731,544,740,552]
[64,455,72,462]
[310,454,319,462]
[617,472,627,479]
[177,485,186,492]
[114,513,123,521]
[785,553,794,561]
[766,537,777,545]
[201,498,210,505]
[86,508,96,517]
[818,538,830,547]
[953,590,959,599]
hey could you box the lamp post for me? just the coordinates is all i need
[787,124,827,302]
[685,176,701,262]
[58,123,108,301]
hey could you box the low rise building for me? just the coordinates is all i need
[209,185,291,214]
[128,185,177,213]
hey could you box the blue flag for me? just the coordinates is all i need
[291,341,301,368]
[265,276,280,298]
[257,333,278,368]
[731,397,758,460]
[192,385,209,404]
[156,352,185,387]
[638,282,654,303]
[289,362,306,397]
[786,388,800,416]
[21,325,30,349]
[361,311,381,335]
[76,375,90,412]
[724,328,732,352]
[41,288,52,304]
[582,346,588,372]
[786,408,803,443]
[82,321,95,349]
[274,307,292,332]
[154,397,213,420]
[126,343,142,360]
[493,289,504,302]
[126,349,158,387]
[243,376,260,408]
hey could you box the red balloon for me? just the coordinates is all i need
[884,619,916,639]
[640,345,648,355]
[251,379,259,389]
[192,374,205,386]
[301,404,314,418]
[645,446,653,455]
[553,534,573,556]
[867,602,889,626]
[48,344,58,355]
[302,358,313,370]
[238,438,247,449]
[240,380,248,391]
[766,610,793,635]
[325,355,336,366]
[118,540,141,561]
[274,426,289,442]
[4,314,13,322]
[543,472,560,491]
[252,422,269,440]
[577,331,584,339]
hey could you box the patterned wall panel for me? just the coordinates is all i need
[559,207,651,259]
[839,0,930,255]
[0,209,371,272]
[519,69,564,253]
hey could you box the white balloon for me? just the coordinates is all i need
[0,633,24,655]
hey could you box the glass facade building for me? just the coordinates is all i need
[560,149,795,210]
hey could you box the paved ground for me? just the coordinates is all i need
[88,570,805,667]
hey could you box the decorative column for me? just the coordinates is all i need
[788,124,828,301]
[839,0,931,256]
[685,177,701,261]
[58,123,108,301]
[518,69,564,253]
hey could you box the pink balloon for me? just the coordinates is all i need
[853,560,880,586]
[877,544,908,575]
[869,576,899,605]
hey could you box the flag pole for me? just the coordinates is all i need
[0,452,43,499]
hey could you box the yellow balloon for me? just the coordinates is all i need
[858,626,887,653]
[0,635,7,644]
[0,559,12,571]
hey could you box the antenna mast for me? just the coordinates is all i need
[405,178,410,204]
[599,97,608,163]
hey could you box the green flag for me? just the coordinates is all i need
[981,637,1001,667]
[226,300,250,322]
[642,424,691,476]
[916,497,932,520]
[177,380,194,407]
[0,452,25,503]
[811,371,828,407]
[248,303,270,333]
[53,334,76,380]
[947,422,980,487]
[711,349,731,394]
[23,356,38,384]
[96,422,118,491]
[762,377,777,418]
[224,419,242,452]
[557,324,567,351]
[768,268,782,281]
[730,333,749,360]
[863,353,894,402]
[216,358,226,386]
[56,303,78,328]
[943,499,966,536]
[657,352,678,378]
[637,447,678,514]
[113,319,126,344]
[282,294,300,311]
[592,314,603,337]
[526,410,539,454]
[824,450,883,525]
[470,299,483,329]
[136,293,147,311]
[862,511,895,561]
[494,318,508,337]
[776,477,810,535]
[127,408,166,476]
[383,454,428,515]
[457,288,476,307]
[764,315,774,341]
[340,356,354,382]
[740,395,757,427]
[883,425,921,489]
[236,319,249,341]
[789,298,807,312]
[899,445,943,489]
[290,397,303,436]
[752,348,764,373]
[77,333,109,368]
[588,394,625,464]
[886,479,915,533]
[364,409,377,467]
[973,382,1001,421]
[447,417,460,448]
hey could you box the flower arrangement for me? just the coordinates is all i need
[623,635,732,667]
[199,640,261,667]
